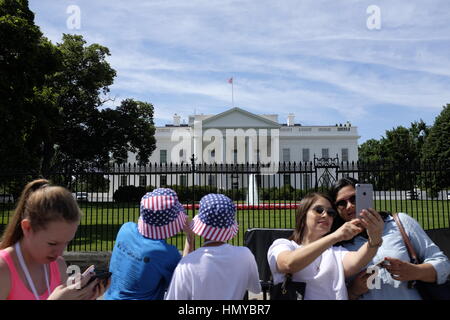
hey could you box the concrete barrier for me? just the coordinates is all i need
[63,251,112,273]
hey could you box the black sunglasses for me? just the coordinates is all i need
[312,205,337,218]
[335,195,356,208]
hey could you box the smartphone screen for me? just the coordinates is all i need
[355,183,374,218]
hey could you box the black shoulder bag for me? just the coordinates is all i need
[270,274,306,300]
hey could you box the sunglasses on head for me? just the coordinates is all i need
[335,195,356,208]
[312,205,337,218]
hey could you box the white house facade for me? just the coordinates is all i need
[134,107,359,164]
[113,107,360,192]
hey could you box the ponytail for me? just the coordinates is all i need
[0,179,81,249]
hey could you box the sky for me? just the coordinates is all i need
[28,0,450,144]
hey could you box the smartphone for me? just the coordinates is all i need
[355,183,373,218]
[373,258,388,268]
[86,270,112,287]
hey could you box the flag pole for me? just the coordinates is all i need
[231,80,234,108]
[228,77,234,108]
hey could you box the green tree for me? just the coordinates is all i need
[44,34,117,173]
[43,35,156,173]
[358,124,429,191]
[1,2,157,179]
[409,119,429,156]
[358,139,384,162]
[0,0,60,173]
[421,104,450,195]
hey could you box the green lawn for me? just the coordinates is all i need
[1,199,448,252]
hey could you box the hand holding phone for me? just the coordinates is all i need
[355,184,374,218]
[86,270,112,287]
[373,258,389,268]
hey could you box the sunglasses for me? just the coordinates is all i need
[312,205,337,218]
[335,195,356,208]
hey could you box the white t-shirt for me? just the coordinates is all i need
[165,244,261,300]
[267,239,349,300]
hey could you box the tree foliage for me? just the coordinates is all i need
[0,0,60,172]
[421,104,450,194]
[0,1,156,177]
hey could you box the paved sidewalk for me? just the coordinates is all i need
[98,291,266,300]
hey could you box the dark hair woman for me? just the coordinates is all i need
[267,192,384,300]
[329,177,450,300]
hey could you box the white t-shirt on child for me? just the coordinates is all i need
[267,238,349,300]
[166,244,261,300]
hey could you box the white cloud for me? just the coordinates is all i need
[28,0,450,142]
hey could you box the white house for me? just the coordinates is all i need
[144,107,358,164]
[113,107,359,192]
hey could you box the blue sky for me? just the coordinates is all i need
[28,0,450,143]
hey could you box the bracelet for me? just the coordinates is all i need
[368,238,383,248]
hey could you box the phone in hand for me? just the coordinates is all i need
[373,258,388,268]
[355,183,374,218]
[85,270,112,287]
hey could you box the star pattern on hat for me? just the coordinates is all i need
[198,194,236,228]
[151,188,179,199]
[140,192,180,227]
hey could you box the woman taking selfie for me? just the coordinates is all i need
[267,192,384,300]
[0,179,106,300]
[329,177,450,300]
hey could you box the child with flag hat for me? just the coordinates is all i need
[104,188,194,300]
[165,193,261,300]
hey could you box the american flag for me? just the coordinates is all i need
[138,189,186,239]
[191,194,238,242]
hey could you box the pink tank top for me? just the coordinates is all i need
[0,249,61,300]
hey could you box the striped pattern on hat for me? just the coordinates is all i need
[138,189,186,239]
[190,193,238,242]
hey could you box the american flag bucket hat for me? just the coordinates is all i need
[191,194,239,242]
[138,188,187,239]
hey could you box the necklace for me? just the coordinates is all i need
[15,242,50,300]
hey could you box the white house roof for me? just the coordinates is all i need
[200,107,281,129]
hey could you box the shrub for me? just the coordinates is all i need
[113,185,147,202]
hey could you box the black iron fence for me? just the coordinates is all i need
[1,158,449,251]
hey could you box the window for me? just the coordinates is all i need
[302,148,310,162]
[120,175,128,187]
[341,148,349,162]
[282,148,290,163]
[139,175,147,187]
[160,175,167,187]
[283,174,291,186]
[180,175,187,187]
[321,148,329,159]
[233,149,238,164]
[160,150,167,163]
